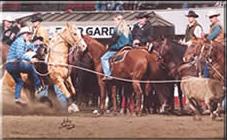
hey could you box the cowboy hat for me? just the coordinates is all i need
[31,15,43,22]
[185,10,199,18]
[136,12,150,19]
[18,26,33,35]
[3,16,14,22]
[206,10,220,18]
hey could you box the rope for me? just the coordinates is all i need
[32,60,207,84]
[206,60,224,81]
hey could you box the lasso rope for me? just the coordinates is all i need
[31,60,210,84]
[1,60,224,84]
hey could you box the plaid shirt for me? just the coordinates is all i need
[7,36,33,62]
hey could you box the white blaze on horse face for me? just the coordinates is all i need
[75,27,87,52]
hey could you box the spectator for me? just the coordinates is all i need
[2,16,21,46]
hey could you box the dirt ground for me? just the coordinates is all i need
[1,78,225,139]
[2,114,225,139]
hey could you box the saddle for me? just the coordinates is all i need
[110,46,132,63]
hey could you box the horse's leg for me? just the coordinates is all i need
[98,79,106,114]
[65,77,76,97]
[177,82,184,112]
[132,80,143,116]
[111,85,117,114]
[143,83,152,114]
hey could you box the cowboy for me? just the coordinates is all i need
[206,10,224,43]
[2,16,21,46]
[30,15,49,45]
[184,10,203,43]
[131,12,153,47]
[5,26,44,105]
[101,14,132,80]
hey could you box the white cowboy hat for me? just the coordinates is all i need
[18,26,33,35]
[206,10,220,17]
[3,16,14,22]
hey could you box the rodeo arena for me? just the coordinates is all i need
[0,1,226,139]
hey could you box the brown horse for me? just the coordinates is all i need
[74,35,157,115]
[150,38,188,113]
[183,38,225,82]
[47,23,87,102]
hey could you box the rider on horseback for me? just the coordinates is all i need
[201,10,224,78]
[131,12,153,48]
[184,10,203,44]
[30,15,49,46]
[101,14,132,81]
[206,10,224,44]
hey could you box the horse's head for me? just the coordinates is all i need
[60,23,87,53]
[183,40,200,62]
[183,38,210,62]
[152,38,172,60]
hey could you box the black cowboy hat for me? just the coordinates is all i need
[136,12,150,19]
[31,15,43,22]
[185,10,199,18]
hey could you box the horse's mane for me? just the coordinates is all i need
[168,39,187,59]
[82,35,106,52]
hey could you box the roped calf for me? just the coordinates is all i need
[180,76,224,120]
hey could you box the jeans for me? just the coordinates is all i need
[53,85,67,108]
[5,61,41,99]
[101,51,117,76]
[203,62,209,78]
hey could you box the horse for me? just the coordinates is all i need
[150,37,189,113]
[69,47,99,108]
[74,35,159,115]
[183,38,225,83]
[47,23,87,107]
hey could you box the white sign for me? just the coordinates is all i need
[47,25,116,39]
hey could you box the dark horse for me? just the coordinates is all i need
[150,38,189,113]
[69,47,99,108]
[74,35,159,115]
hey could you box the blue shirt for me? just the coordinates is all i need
[207,24,222,41]
[110,29,132,51]
[7,36,33,62]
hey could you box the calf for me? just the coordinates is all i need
[180,76,224,120]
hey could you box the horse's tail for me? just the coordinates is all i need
[146,53,159,80]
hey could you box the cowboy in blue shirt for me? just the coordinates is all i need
[101,15,132,80]
[206,10,224,43]
[5,26,44,105]
[202,10,224,78]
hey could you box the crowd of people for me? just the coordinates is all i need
[2,9,224,111]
